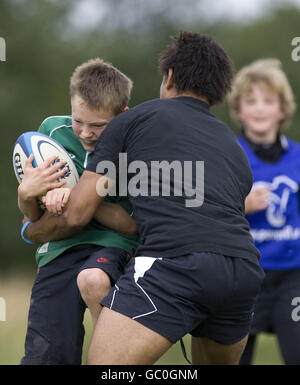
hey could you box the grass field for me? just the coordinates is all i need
[0,274,284,365]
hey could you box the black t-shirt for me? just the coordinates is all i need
[87,96,260,263]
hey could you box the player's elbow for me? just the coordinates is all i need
[112,209,138,236]
[63,209,87,232]
[124,220,138,236]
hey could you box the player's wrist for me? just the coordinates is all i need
[21,221,35,245]
[18,183,37,201]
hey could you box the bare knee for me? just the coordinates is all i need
[77,268,111,303]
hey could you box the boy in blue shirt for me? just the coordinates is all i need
[229,58,300,364]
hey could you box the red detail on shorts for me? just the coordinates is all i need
[36,268,40,275]
[126,253,131,261]
[97,257,108,263]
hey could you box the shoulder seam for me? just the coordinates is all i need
[40,115,71,125]
[49,124,73,137]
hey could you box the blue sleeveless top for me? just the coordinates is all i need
[239,136,300,270]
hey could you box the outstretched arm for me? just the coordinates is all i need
[25,170,106,243]
[42,188,137,237]
[93,202,137,236]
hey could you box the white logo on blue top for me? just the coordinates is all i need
[253,175,298,227]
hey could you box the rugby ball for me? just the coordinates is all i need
[13,131,79,189]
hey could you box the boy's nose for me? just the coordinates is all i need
[81,127,93,138]
[256,100,265,110]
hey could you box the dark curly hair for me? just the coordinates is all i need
[159,31,233,105]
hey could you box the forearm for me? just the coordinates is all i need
[24,210,83,243]
[18,185,43,221]
[94,201,137,235]
[24,170,104,243]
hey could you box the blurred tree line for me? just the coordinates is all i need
[0,0,300,273]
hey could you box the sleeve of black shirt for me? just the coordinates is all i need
[86,109,136,174]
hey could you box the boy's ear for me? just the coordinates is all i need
[122,106,129,112]
[165,68,175,90]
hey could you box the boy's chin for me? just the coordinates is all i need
[246,123,277,135]
[81,142,96,152]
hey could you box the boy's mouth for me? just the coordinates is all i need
[80,138,96,145]
[81,139,97,150]
[253,117,269,123]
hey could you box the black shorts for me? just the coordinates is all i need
[20,245,130,365]
[102,252,265,344]
[78,246,131,285]
[249,268,300,334]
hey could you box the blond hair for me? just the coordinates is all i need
[228,59,296,130]
[70,58,133,115]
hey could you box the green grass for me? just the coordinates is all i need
[0,275,284,365]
